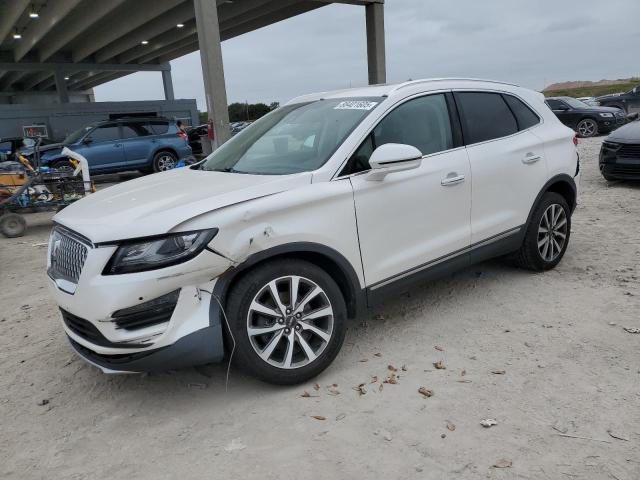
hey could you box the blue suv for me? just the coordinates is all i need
[41,117,194,174]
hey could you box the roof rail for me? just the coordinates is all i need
[388,77,520,94]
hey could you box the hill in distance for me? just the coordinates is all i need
[543,77,639,98]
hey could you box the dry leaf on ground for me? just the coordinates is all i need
[492,459,512,468]
[370,375,378,384]
[480,418,498,428]
[446,421,456,431]
[313,383,320,391]
[434,361,446,370]
[311,415,326,421]
[374,353,382,357]
[353,383,367,395]
[491,369,506,375]
[384,372,398,384]
[435,345,444,351]
[301,391,318,398]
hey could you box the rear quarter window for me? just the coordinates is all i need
[148,121,169,135]
[503,94,540,130]
[454,92,518,144]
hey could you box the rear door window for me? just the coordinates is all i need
[503,94,540,130]
[121,122,152,138]
[454,92,518,145]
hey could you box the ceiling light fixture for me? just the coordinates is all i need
[13,30,22,40]
[176,23,184,28]
[29,6,39,18]
[141,40,149,45]
[64,76,69,80]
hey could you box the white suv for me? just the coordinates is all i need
[48,79,579,384]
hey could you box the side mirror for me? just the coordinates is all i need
[556,105,569,111]
[366,143,422,181]
[82,137,93,144]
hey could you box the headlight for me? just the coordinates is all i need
[599,112,614,118]
[104,229,218,274]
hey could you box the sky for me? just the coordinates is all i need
[94,0,640,111]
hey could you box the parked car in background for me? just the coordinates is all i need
[48,78,579,384]
[576,96,599,107]
[545,96,626,137]
[599,119,640,181]
[594,85,640,114]
[40,117,194,174]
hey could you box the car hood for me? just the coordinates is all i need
[576,106,623,114]
[595,93,623,101]
[607,120,640,143]
[54,167,313,243]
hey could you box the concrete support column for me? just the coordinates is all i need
[365,2,386,85]
[54,71,70,104]
[162,69,175,101]
[194,0,231,148]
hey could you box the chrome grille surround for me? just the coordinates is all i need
[48,226,90,293]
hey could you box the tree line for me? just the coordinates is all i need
[199,102,280,124]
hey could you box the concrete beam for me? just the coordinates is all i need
[14,0,83,62]
[139,37,198,65]
[0,0,29,45]
[162,70,175,101]
[365,2,386,84]
[119,23,197,64]
[22,71,53,90]
[38,0,128,62]
[194,0,231,146]
[0,72,21,91]
[54,71,70,103]
[94,1,195,63]
[0,62,170,73]
[71,0,183,62]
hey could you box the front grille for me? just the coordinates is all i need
[61,309,145,348]
[618,144,640,159]
[611,164,640,175]
[49,227,89,283]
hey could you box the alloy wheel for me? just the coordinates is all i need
[537,203,568,262]
[246,275,334,369]
[156,154,176,171]
[577,119,597,137]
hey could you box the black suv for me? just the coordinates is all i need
[594,85,640,114]
[545,96,626,137]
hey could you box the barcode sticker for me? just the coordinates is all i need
[334,101,378,110]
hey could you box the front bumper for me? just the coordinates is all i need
[48,232,234,373]
[599,141,640,179]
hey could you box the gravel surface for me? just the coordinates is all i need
[1,136,639,479]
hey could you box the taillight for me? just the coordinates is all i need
[177,132,188,139]
[573,135,578,146]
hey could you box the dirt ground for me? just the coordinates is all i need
[1,136,639,479]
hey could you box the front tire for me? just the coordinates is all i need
[576,118,598,138]
[226,259,347,385]
[515,192,571,271]
[51,159,74,173]
[152,151,177,173]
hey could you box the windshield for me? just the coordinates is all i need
[201,98,382,175]
[63,125,93,144]
[563,97,590,109]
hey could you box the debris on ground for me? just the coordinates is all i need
[327,385,340,396]
[491,369,506,375]
[224,438,246,452]
[313,383,320,391]
[310,415,326,421]
[387,364,398,371]
[607,430,629,441]
[623,327,640,334]
[492,459,512,468]
[480,418,498,428]
[36,399,49,406]
[384,372,398,384]
[418,387,433,398]
[359,358,368,362]
[446,421,456,431]
[374,429,392,441]
[335,413,346,421]
[353,383,367,396]
[434,361,446,370]
[370,376,378,383]
[435,345,444,351]
[374,352,382,357]
[301,391,318,398]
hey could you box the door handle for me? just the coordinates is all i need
[441,173,465,186]
[522,153,541,164]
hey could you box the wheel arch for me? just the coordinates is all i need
[212,242,366,320]
[526,174,577,228]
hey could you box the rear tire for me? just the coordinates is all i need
[226,259,347,385]
[0,212,27,238]
[152,151,177,173]
[514,192,571,271]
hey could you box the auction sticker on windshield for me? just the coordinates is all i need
[334,101,378,110]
